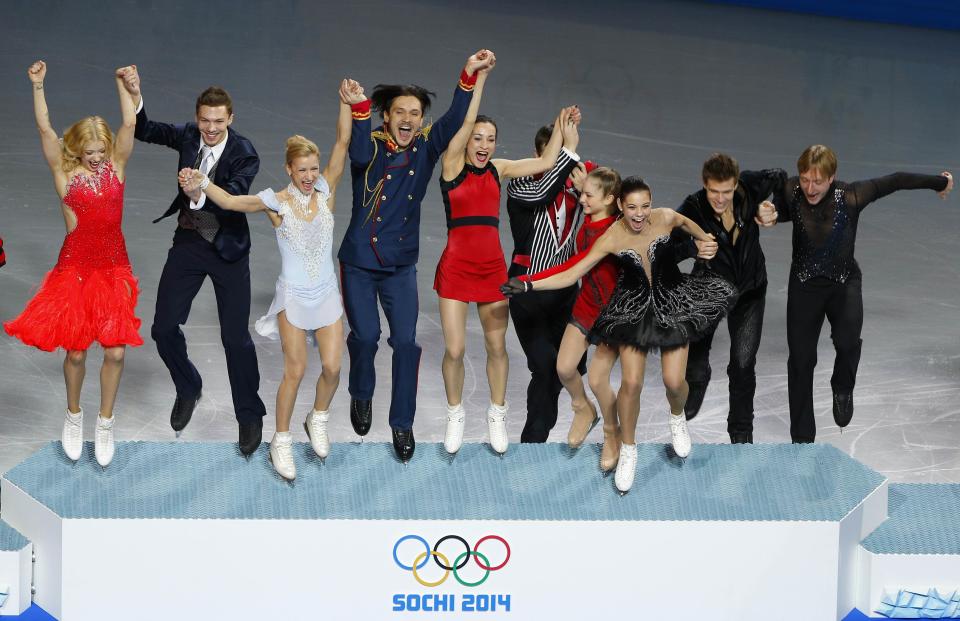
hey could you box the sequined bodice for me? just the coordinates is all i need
[616,234,677,290]
[787,184,858,283]
[57,162,130,269]
[276,194,335,283]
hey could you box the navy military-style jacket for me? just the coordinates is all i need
[338,73,476,271]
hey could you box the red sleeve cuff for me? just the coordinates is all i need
[458,70,478,91]
[351,100,371,120]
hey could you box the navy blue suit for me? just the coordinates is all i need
[135,107,267,424]
[340,75,474,430]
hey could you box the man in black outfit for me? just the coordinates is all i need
[505,114,586,443]
[121,68,267,456]
[771,145,952,443]
[675,153,784,443]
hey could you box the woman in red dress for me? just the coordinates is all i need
[435,53,578,455]
[526,167,623,450]
[4,61,142,468]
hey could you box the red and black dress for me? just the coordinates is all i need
[434,162,506,303]
[530,214,620,334]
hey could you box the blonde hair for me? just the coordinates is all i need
[797,144,838,178]
[61,116,114,172]
[285,134,320,166]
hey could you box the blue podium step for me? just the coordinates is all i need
[0,441,890,620]
[3,440,883,522]
[862,483,960,555]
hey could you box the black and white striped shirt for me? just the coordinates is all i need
[505,147,582,275]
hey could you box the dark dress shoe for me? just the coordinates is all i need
[238,420,263,457]
[392,427,415,463]
[730,431,753,444]
[833,391,854,428]
[171,392,201,434]
[350,398,372,436]
[684,381,708,421]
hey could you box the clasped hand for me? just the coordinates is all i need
[499,277,530,298]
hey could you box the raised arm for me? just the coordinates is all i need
[425,49,495,161]
[441,65,491,179]
[118,65,187,149]
[324,80,357,196]
[495,107,572,180]
[27,62,66,190]
[505,146,581,210]
[848,171,953,211]
[345,79,373,168]
[179,169,265,213]
[112,66,138,176]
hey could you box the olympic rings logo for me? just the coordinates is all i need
[393,534,511,588]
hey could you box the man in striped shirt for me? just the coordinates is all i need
[505,113,590,442]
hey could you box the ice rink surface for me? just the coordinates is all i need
[1,0,957,481]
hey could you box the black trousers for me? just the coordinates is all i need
[786,275,863,442]
[151,229,266,424]
[509,284,582,443]
[686,284,766,436]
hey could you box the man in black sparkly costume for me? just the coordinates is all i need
[772,145,953,443]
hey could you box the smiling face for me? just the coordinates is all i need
[80,140,107,172]
[799,168,835,205]
[466,121,497,167]
[579,177,618,218]
[383,95,423,148]
[196,104,233,147]
[620,190,653,232]
[704,177,737,216]
[286,153,321,195]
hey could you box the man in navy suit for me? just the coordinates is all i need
[120,68,266,456]
[341,50,493,462]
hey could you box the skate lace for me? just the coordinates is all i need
[308,414,329,443]
[274,439,294,467]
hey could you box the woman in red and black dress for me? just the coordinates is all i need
[435,55,577,455]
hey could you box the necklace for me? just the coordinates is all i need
[285,182,315,219]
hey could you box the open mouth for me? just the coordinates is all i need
[203,132,220,143]
[628,215,648,231]
[397,123,413,144]
[301,179,314,191]
[474,150,489,164]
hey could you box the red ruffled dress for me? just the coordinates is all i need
[433,162,507,303]
[4,162,143,351]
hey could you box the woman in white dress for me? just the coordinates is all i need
[180,80,358,480]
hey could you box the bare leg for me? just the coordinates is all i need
[276,311,308,433]
[63,350,87,413]
[617,346,648,446]
[439,297,469,406]
[660,345,690,415]
[589,344,621,470]
[557,324,591,410]
[478,300,509,406]
[99,346,127,418]
[312,318,344,411]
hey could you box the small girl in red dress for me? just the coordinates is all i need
[434,53,578,455]
[4,61,142,468]
[526,167,622,450]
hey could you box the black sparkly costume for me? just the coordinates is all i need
[774,173,949,442]
[588,235,735,350]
